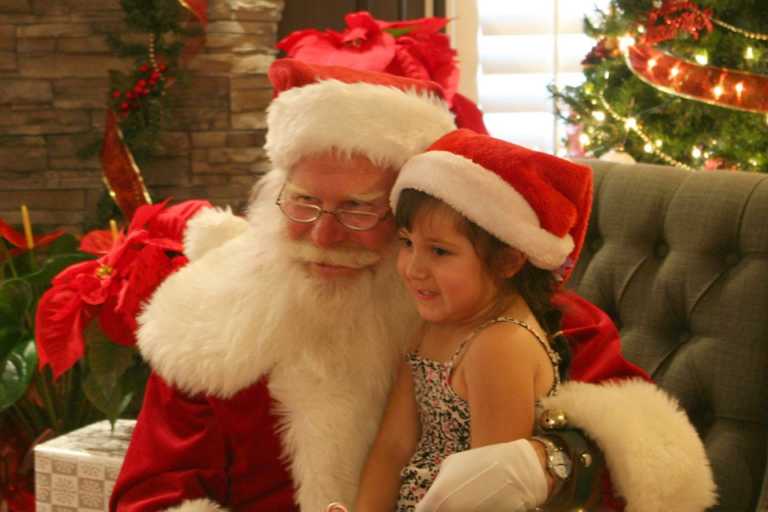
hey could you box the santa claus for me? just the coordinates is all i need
[109,59,716,512]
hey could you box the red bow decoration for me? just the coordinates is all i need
[643,0,713,45]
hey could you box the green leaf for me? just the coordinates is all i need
[82,374,134,427]
[0,277,34,324]
[0,338,37,412]
[82,327,138,424]
[0,325,24,361]
[121,359,150,417]
[45,233,80,255]
[384,27,413,37]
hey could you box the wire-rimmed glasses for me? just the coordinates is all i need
[275,185,390,231]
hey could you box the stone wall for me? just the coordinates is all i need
[0,0,284,232]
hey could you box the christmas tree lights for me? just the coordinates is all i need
[552,0,768,172]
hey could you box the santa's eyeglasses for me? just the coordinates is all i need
[275,185,390,231]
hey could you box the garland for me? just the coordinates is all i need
[620,0,768,114]
[624,42,768,114]
[99,0,208,219]
[643,0,768,44]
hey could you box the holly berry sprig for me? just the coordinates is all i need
[110,62,169,116]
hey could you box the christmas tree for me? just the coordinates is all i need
[553,0,768,172]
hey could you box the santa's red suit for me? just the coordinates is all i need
[110,60,715,512]
[109,208,714,512]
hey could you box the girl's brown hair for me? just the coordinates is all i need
[395,189,570,380]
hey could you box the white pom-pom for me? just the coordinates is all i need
[183,207,249,261]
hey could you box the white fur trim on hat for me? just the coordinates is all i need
[541,379,717,512]
[265,79,456,174]
[391,150,574,270]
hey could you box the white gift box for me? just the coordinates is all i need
[34,419,135,512]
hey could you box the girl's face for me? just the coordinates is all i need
[396,204,501,326]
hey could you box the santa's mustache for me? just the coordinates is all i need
[284,239,382,269]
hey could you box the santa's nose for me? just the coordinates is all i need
[309,212,347,248]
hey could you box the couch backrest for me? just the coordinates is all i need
[568,159,768,511]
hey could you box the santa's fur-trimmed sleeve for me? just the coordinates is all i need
[541,379,717,512]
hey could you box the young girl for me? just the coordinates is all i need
[349,128,593,512]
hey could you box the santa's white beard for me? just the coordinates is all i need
[263,235,416,381]
[247,192,420,510]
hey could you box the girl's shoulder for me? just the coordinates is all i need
[461,318,550,367]
[458,319,558,399]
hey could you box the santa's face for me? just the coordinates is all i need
[282,152,398,280]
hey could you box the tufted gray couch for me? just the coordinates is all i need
[568,159,768,511]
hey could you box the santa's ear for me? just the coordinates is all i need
[498,247,528,279]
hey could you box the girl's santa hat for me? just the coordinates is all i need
[265,59,457,174]
[390,129,593,278]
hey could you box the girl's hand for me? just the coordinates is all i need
[414,439,548,512]
[325,503,349,512]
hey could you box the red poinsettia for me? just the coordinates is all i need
[0,219,65,260]
[278,11,458,102]
[35,199,211,378]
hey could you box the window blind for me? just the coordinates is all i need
[476,0,609,153]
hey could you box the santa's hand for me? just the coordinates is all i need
[415,439,548,512]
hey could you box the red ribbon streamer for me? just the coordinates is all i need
[180,0,208,25]
[100,111,152,219]
[625,43,768,114]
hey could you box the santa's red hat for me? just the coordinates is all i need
[390,129,593,276]
[265,59,456,174]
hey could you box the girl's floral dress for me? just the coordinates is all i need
[396,317,561,511]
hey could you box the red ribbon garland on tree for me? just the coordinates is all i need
[622,0,768,114]
[626,43,768,114]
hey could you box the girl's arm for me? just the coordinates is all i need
[355,359,420,512]
[462,324,548,447]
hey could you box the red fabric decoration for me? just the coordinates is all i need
[555,290,651,383]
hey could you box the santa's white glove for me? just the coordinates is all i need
[415,439,548,512]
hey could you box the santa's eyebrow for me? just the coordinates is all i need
[283,182,385,203]
[283,182,311,195]
[347,190,386,202]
